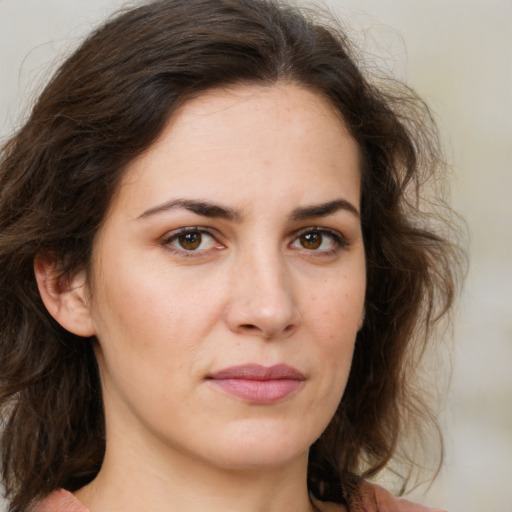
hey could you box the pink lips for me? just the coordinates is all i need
[207,364,305,404]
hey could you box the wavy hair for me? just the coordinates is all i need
[0,0,464,510]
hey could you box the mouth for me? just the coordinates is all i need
[206,364,306,405]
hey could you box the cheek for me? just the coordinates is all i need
[89,260,228,378]
[89,270,207,424]
[305,277,364,379]
[309,280,364,338]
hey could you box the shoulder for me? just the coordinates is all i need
[348,480,447,512]
[29,489,90,512]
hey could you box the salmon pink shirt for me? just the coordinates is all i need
[32,480,446,512]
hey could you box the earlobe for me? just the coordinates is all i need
[34,255,96,337]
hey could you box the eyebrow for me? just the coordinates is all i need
[138,199,242,221]
[137,197,359,221]
[290,199,359,220]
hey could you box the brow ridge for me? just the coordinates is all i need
[290,199,359,220]
[138,197,359,222]
[138,199,242,221]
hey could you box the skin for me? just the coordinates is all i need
[37,83,365,512]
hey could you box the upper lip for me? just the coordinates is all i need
[208,364,305,381]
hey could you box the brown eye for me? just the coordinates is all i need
[299,231,322,250]
[178,232,202,250]
[290,228,344,254]
[166,228,219,254]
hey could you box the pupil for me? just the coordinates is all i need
[180,232,201,250]
[301,232,321,250]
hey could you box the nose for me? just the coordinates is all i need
[225,246,300,340]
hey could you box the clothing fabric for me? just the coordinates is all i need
[30,489,88,512]
[345,480,445,512]
[32,482,446,512]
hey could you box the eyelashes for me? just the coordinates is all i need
[161,227,222,256]
[161,226,349,258]
[290,227,348,254]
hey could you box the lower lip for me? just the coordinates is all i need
[209,378,303,404]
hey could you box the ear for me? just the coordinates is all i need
[34,254,96,337]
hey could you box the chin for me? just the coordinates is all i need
[197,419,316,471]
[212,446,309,472]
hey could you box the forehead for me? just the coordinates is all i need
[114,83,361,216]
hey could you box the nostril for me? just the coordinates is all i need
[241,324,258,331]
[238,323,296,338]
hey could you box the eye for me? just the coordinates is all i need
[163,228,221,254]
[290,228,346,254]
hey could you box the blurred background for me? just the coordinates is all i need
[0,1,510,511]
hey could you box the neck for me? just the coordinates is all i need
[74,429,318,512]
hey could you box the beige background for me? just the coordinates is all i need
[1,1,511,511]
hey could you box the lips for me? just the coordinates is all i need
[207,364,305,404]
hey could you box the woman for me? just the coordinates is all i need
[0,0,463,511]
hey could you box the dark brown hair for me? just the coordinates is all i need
[0,0,464,510]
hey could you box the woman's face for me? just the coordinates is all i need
[86,83,365,471]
